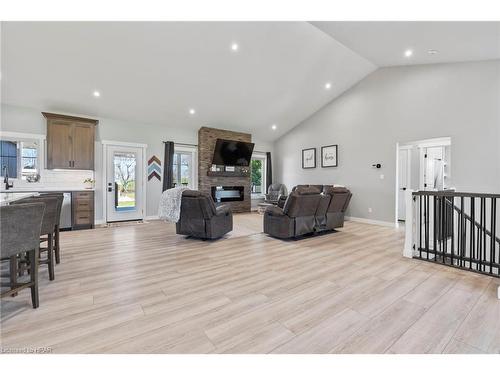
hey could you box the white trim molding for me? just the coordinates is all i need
[345,216,397,228]
[101,140,148,148]
[0,131,46,140]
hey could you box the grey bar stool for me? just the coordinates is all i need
[12,196,60,280]
[0,203,45,308]
[40,193,64,264]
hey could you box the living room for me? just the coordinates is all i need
[1,1,500,373]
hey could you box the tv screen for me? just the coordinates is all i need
[212,139,255,166]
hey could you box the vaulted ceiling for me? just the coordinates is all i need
[1,22,498,141]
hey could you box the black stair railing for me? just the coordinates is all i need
[413,191,500,277]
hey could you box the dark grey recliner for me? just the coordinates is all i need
[264,183,287,205]
[176,190,233,239]
[264,186,322,239]
[322,186,352,230]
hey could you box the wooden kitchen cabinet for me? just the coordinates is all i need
[72,191,95,229]
[44,112,97,170]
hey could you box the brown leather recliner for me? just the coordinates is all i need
[176,190,233,239]
[264,186,322,239]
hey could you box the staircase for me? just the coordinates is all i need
[403,190,500,299]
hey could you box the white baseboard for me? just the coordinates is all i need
[145,215,160,221]
[345,216,396,228]
[95,219,105,225]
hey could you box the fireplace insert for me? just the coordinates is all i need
[211,186,244,202]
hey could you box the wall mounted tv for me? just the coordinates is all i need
[212,138,255,166]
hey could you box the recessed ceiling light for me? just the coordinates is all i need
[324,82,332,90]
[93,90,100,97]
[404,49,413,58]
[271,124,277,130]
[428,49,438,55]
[189,108,196,115]
[231,43,239,51]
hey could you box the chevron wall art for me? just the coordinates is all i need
[147,155,162,181]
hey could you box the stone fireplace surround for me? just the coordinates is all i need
[198,126,251,213]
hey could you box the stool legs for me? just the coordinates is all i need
[9,255,18,297]
[28,249,39,308]
[54,225,60,264]
[47,233,55,281]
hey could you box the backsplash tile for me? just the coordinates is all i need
[3,169,94,191]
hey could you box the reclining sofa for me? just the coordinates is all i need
[264,185,352,239]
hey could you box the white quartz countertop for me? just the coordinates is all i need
[0,192,38,205]
[0,187,95,193]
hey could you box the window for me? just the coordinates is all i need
[0,139,39,180]
[0,141,18,178]
[172,147,197,189]
[251,154,266,198]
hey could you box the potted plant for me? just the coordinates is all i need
[83,178,95,189]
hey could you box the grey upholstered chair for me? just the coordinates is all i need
[264,183,287,204]
[0,203,45,308]
[176,190,233,239]
[40,193,64,264]
[12,196,60,280]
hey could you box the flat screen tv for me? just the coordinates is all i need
[212,138,255,166]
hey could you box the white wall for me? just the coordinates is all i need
[1,103,273,222]
[274,60,500,223]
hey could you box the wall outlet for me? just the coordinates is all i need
[380,174,385,180]
[368,207,373,213]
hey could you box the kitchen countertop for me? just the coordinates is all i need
[0,188,95,193]
[0,192,39,205]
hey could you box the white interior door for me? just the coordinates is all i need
[423,146,444,191]
[398,148,410,221]
[106,145,144,222]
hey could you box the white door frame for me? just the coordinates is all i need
[174,144,198,190]
[395,137,451,225]
[102,140,148,223]
[395,143,412,225]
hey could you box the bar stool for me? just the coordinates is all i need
[40,193,64,264]
[12,196,60,281]
[0,203,45,308]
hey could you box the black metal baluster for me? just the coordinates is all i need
[483,197,487,272]
[426,195,430,260]
[491,197,497,275]
[419,195,423,259]
[470,197,475,270]
[473,198,484,269]
[460,196,465,268]
[433,196,438,262]
[450,196,455,266]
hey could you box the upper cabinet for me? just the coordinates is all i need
[43,112,97,170]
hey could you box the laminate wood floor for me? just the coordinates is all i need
[1,213,499,354]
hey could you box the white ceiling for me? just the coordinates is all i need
[1,22,499,141]
[311,21,500,67]
[0,22,375,141]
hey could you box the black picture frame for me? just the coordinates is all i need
[302,148,316,169]
[321,145,338,167]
